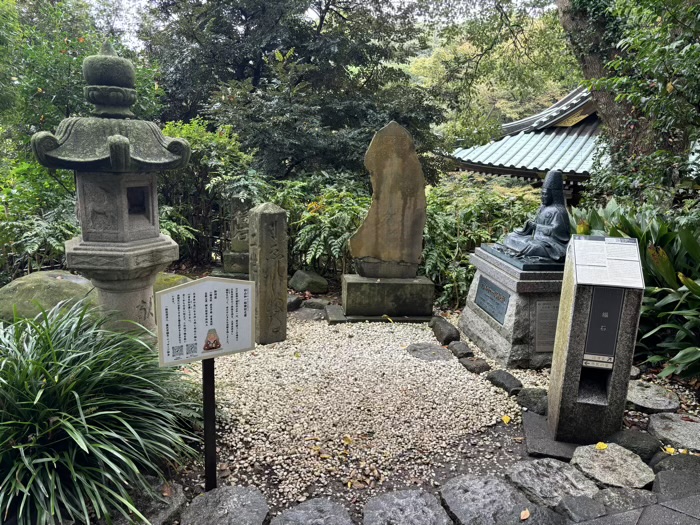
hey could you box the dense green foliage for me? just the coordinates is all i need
[0,302,198,525]
[424,174,540,306]
[571,201,700,376]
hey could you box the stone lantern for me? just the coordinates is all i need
[31,41,190,330]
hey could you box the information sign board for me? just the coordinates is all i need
[155,276,255,366]
[475,276,510,325]
[573,236,644,289]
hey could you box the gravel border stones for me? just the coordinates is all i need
[608,430,662,462]
[362,489,452,525]
[506,458,599,508]
[180,486,269,525]
[439,475,529,525]
[648,413,700,451]
[555,495,606,523]
[429,316,460,345]
[114,480,185,525]
[485,370,523,396]
[626,380,680,413]
[287,295,303,311]
[592,487,657,513]
[500,505,568,525]
[270,498,353,525]
[406,342,453,362]
[458,357,491,375]
[653,453,700,474]
[447,341,472,359]
[302,298,330,310]
[571,443,655,489]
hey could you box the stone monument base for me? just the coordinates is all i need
[340,274,434,318]
[458,246,563,369]
[222,250,249,279]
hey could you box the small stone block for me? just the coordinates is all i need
[522,411,577,461]
[448,340,473,359]
[555,495,606,523]
[653,453,700,474]
[486,370,523,395]
[627,380,680,413]
[289,269,328,294]
[429,316,460,345]
[608,429,662,462]
[571,443,655,489]
[661,495,700,519]
[458,357,491,375]
[223,251,250,274]
[302,298,330,310]
[287,295,303,312]
[181,486,269,525]
[652,470,700,501]
[517,388,548,415]
[648,413,700,452]
[342,274,434,317]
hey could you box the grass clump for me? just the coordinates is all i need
[0,301,198,525]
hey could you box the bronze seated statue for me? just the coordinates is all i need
[501,169,571,262]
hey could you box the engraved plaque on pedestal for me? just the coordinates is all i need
[475,276,510,325]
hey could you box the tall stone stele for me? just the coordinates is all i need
[31,41,190,330]
[340,121,434,319]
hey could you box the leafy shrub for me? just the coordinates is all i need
[0,302,198,524]
[570,200,700,377]
[423,173,540,307]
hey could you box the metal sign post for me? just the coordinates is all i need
[155,276,256,491]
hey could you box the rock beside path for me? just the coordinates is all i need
[406,342,453,362]
[289,270,328,294]
[486,370,523,396]
[592,487,657,513]
[458,357,491,374]
[363,489,451,525]
[439,475,530,525]
[287,295,303,311]
[555,495,606,523]
[113,480,185,525]
[608,430,662,462]
[506,458,599,508]
[648,413,700,451]
[271,498,353,525]
[626,381,680,413]
[181,486,269,525]
[652,470,700,501]
[516,388,548,415]
[429,316,460,345]
[571,443,654,489]
[448,341,472,359]
[653,453,700,474]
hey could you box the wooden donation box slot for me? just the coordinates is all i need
[548,236,645,444]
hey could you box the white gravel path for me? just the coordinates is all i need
[202,316,542,508]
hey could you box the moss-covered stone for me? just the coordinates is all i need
[0,271,192,322]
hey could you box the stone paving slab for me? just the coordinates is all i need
[325,304,432,324]
[662,495,700,520]
[576,508,643,525]
[522,411,577,461]
[637,504,700,524]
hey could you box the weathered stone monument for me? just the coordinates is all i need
[458,170,570,368]
[328,122,434,322]
[218,197,252,279]
[547,235,645,443]
[31,41,190,330]
[249,203,287,344]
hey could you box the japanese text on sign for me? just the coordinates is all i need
[156,277,255,366]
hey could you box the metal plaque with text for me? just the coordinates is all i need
[583,286,624,369]
[535,301,559,353]
[475,276,510,325]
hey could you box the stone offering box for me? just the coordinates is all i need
[458,246,564,369]
[548,236,645,444]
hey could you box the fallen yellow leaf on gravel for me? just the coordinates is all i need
[595,442,608,450]
[342,435,353,446]
[502,415,511,425]
[521,508,530,520]
[665,447,676,455]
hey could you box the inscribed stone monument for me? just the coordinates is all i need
[458,170,571,368]
[349,121,426,279]
[30,41,190,330]
[335,122,434,321]
[249,203,287,344]
[547,236,644,443]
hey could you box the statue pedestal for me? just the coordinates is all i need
[330,274,434,322]
[458,246,563,369]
